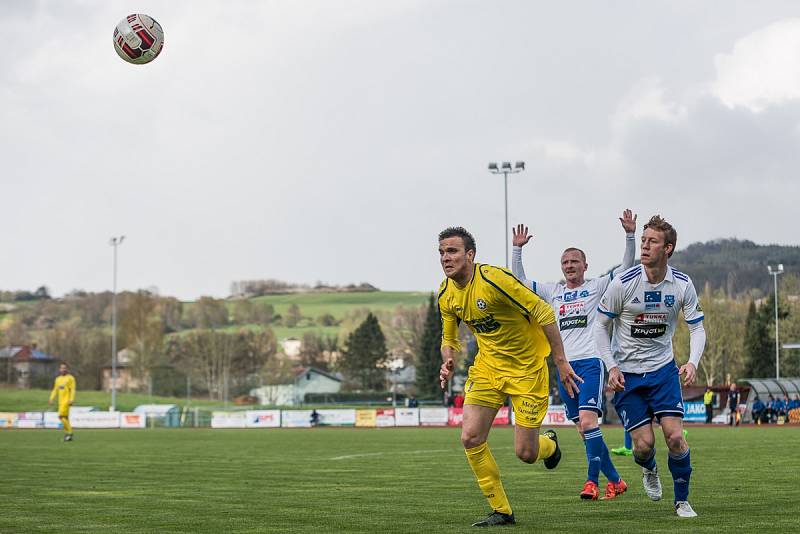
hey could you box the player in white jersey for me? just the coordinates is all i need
[511,209,636,500]
[594,215,706,518]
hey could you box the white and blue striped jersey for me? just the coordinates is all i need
[596,264,704,373]
[511,234,635,362]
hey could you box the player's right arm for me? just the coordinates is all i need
[595,278,625,390]
[438,281,461,389]
[511,224,555,301]
[48,378,58,404]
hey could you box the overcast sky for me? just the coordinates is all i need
[2,1,799,300]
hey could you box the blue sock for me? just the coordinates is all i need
[599,440,621,483]
[624,431,632,449]
[634,447,657,471]
[668,449,692,503]
[583,427,603,484]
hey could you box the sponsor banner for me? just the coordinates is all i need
[119,413,146,429]
[492,406,510,426]
[683,401,705,423]
[70,411,120,428]
[395,408,419,427]
[419,407,449,426]
[541,405,573,426]
[281,410,312,428]
[448,408,463,426]
[355,409,377,427]
[211,411,247,428]
[16,412,44,428]
[245,410,281,428]
[0,412,17,428]
[376,408,395,427]
[44,412,63,429]
[318,409,356,426]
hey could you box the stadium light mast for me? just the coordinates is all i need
[110,235,125,412]
[488,161,525,267]
[768,264,784,380]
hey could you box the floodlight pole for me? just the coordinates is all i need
[768,264,784,380]
[110,236,125,412]
[488,162,525,267]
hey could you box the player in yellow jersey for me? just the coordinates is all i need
[49,363,76,441]
[437,227,582,527]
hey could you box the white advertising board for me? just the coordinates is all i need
[245,410,281,428]
[317,409,356,426]
[376,409,395,427]
[70,411,120,428]
[16,412,43,429]
[119,413,146,429]
[419,407,449,426]
[44,412,63,429]
[394,408,419,427]
[281,410,312,428]
[211,411,247,428]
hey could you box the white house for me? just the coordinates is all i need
[250,367,342,406]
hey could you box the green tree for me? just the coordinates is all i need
[415,294,442,398]
[743,294,788,378]
[187,297,229,329]
[284,304,302,328]
[339,313,388,390]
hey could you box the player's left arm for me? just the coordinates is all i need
[680,280,706,386]
[68,375,76,405]
[541,323,583,398]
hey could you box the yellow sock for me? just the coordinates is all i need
[60,416,72,434]
[536,434,556,462]
[465,442,512,515]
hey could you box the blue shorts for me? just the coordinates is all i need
[557,357,605,422]
[613,361,684,432]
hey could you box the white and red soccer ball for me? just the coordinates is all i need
[113,14,164,65]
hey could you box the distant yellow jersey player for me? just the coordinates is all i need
[437,227,581,527]
[49,363,75,442]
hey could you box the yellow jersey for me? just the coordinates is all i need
[438,263,556,378]
[50,374,76,406]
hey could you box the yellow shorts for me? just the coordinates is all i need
[464,364,549,428]
[58,405,70,418]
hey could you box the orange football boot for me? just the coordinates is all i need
[601,479,628,500]
[580,480,599,500]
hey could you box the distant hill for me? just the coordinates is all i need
[670,239,800,297]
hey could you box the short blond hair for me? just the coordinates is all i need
[643,215,677,257]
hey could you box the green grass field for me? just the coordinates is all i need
[2,426,798,533]
[249,291,430,320]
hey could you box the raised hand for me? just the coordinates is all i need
[619,209,637,234]
[512,224,532,247]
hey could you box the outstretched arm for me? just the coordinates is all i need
[511,224,533,285]
[611,209,637,277]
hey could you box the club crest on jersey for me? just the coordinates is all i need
[664,295,675,307]
[579,290,590,298]
[476,298,487,310]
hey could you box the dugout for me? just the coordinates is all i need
[738,378,800,422]
[133,404,180,427]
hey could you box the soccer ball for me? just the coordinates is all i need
[113,14,164,65]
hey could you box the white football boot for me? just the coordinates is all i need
[675,501,697,518]
[641,466,662,501]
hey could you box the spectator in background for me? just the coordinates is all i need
[777,396,788,423]
[310,409,320,427]
[728,384,740,427]
[453,393,464,409]
[790,394,800,411]
[703,387,714,424]
[751,396,765,425]
[766,395,776,423]
[407,395,419,408]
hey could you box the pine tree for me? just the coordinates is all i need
[416,293,443,398]
[744,294,789,378]
[340,313,388,390]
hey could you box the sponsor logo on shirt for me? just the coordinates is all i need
[630,324,667,338]
[664,295,675,307]
[465,314,500,334]
[563,290,579,302]
[580,290,590,297]
[645,303,660,310]
[559,315,588,330]
[644,291,662,303]
[635,313,667,324]
[558,302,585,316]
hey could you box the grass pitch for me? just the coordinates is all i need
[1,426,798,533]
